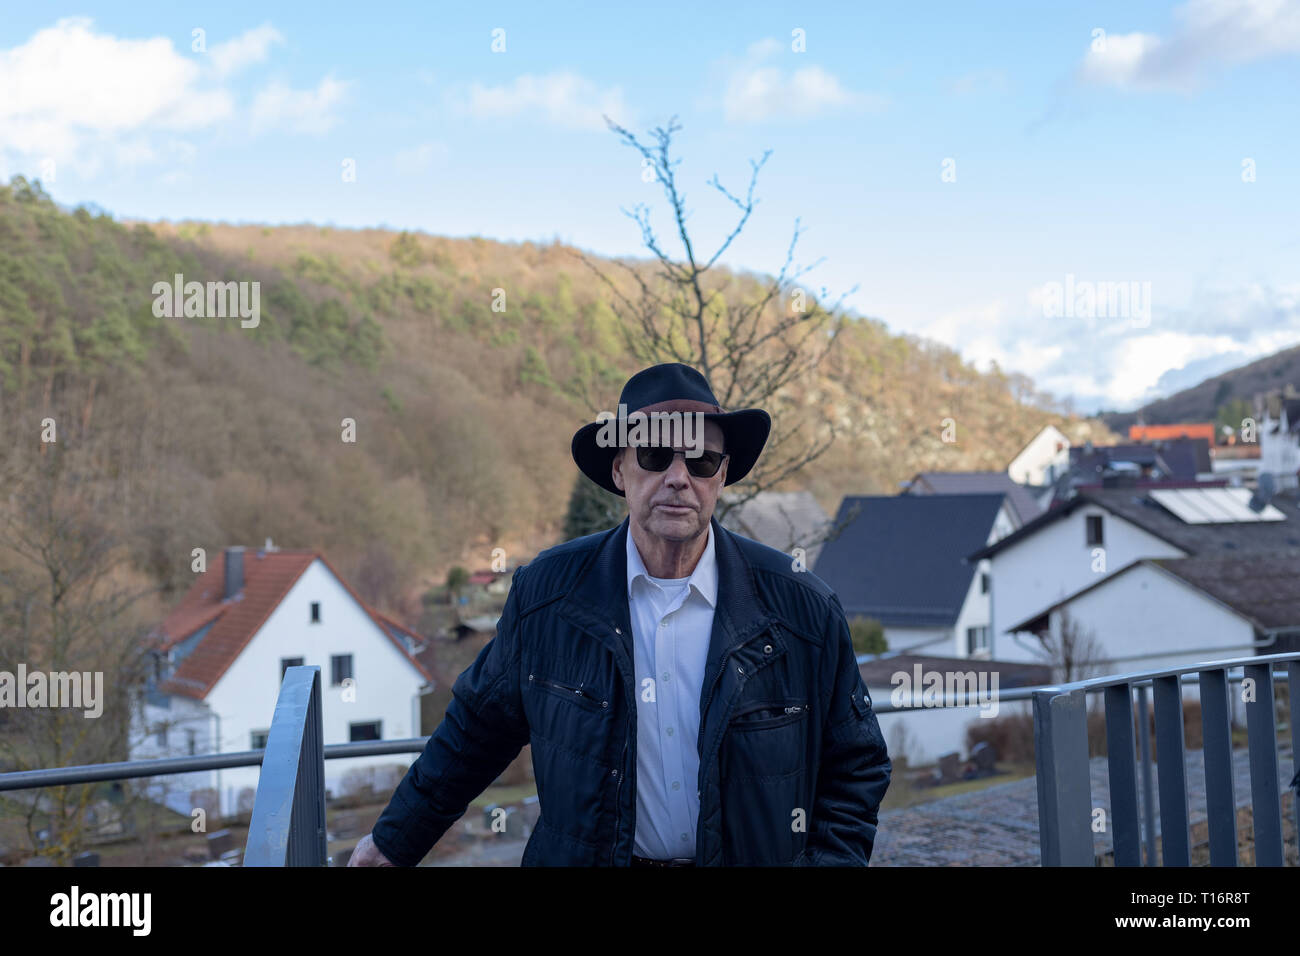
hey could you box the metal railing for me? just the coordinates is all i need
[243,666,327,866]
[0,665,432,866]
[1033,651,1300,867]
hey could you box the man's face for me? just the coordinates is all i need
[611,420,727,544]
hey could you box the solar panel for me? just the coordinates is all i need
[1149,487,1286,523]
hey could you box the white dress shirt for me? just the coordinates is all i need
[626,523,718,860]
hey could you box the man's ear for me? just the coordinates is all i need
[611,449,625,492]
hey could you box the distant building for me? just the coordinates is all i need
[1007,424,1071,488]
[719,490,831,567]
[813,494,1017,657]
[968,485,1297,668]
[901,470,1043,526]
[133,545,434,817]
[1128,422,1216,444]
[1257,390,1300,491]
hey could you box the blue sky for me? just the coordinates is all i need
[2,1,1298,413]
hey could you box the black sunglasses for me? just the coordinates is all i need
[634,446,728,478]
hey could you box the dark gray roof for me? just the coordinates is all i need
[719,490,830,565]
[970,487,1300,562]
[813,494,1007,628]
[906,471,1043,525]
[1008,549,1300,633]
[1067,438,1209,482]
[1154,550,1300,631]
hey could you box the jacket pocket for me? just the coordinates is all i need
[722,698,809,780]
[528,673,610,712]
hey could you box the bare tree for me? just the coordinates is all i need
[1034,606,1108,684]
[0,426,159,863]
[573,116,856,520]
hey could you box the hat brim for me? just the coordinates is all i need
[571,408,771,497]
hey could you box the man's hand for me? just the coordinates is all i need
[348,833,395,867]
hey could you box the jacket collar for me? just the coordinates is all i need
[558,515,773,676]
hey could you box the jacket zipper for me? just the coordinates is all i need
[528,674,608,708]
[731,701,805,720]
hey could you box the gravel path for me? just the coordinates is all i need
[871,742,1296,865]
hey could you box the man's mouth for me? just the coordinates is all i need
[655,503,695,514]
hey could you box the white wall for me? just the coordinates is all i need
[1008,425,1070,486]
[989,506,1186,662]
[872,691,1034,767]
[1259,411,1300,490]
[135,559,430,818]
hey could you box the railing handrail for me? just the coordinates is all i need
[244,665,327,866]
[0,738,433,793]
[1028,650,1300,697]
[870,665,1292,714]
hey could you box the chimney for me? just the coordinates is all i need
[224,546,245,600]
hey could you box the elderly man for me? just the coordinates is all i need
[351,362,890,866]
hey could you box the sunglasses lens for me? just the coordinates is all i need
[635,446,674,471]
[686,451,723,478]
[634,446,725,477]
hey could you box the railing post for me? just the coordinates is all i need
[1034,687,1094,866]
[244,666,327,866]
[1103,683,1141,866]
[1244,661,1283,866]
[1199,667,1238,866]
[1152,674,1191,866]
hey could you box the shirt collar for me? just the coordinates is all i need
[625,520,718,609]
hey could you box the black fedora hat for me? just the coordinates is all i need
[571,363,771,497]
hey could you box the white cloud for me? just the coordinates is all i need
[458,72,630,130]
[209,23,284,77]
[721,38,885,123]
[919,280,1300,411]
[1080,0,1300,91]
[0,17,233,167]
[251,76,349,134]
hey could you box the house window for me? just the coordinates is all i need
[186,729,197,756]
[980,572,990,594]
[331,654,354,686]
[280,657,304,680]
[350,721,382,742]
[251,730,269,750]
[966,626,990,655]
[310,601,321,623]
[1086,515,1104,546]
[155,723,168,747]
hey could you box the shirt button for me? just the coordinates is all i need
[672,781,680,790]
[661,673,670,682]
[666,727,674,736]
[681,833,689,842]
[659,621,666,628]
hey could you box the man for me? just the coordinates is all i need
[351,362,890,866]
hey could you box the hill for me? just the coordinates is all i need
[0,175,1114,623]
[1101,343,1300,435]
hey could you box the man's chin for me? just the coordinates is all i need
[645,509,702,538]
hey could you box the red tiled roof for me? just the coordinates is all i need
[155,548,433,699]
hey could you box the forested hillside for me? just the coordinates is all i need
[0,176,1113,624]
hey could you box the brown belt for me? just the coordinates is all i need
[631,854,695,867]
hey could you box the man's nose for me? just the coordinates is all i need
[663,452,691,487]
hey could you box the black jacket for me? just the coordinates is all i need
[372,516,891,865]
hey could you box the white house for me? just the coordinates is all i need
[813,493,1019,658]
[1258,392,1300,491]
[132,544,434,818]
[968,485,1297,669]
[1007,424,1071,488]
[1003,552,1300,674]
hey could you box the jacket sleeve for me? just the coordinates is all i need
[370,571,531,866]
[803,593,892,865]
